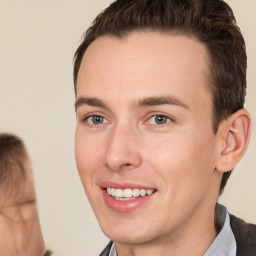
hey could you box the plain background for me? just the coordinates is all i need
[0,0,255,255]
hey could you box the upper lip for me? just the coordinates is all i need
[99,181,156,190]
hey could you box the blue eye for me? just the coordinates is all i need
[148,115,171,125]
[87,115,108,125]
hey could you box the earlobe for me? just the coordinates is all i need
[216,109,251,173]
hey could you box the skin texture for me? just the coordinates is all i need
[0,156,45,256]
[75,32,251,256]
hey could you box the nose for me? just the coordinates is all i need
[103,124,142,172]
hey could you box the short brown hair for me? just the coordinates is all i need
[73,0,247,194]
[0,133,27,197]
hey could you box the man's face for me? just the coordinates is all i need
[75,32,221,245]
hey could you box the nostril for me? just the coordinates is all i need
[122,163,133,169]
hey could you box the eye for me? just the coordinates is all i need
[148,115,171,125]
[87,115,108,125]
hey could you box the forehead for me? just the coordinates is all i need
[77,32,211,106]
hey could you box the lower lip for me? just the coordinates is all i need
[102,190,156,212]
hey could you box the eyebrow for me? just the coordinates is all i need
[75,95,190,111]
[75,97,109,111]
[136,96,190,110]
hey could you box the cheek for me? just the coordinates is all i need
[75,134,92,180]
[142,132,217,217]
[75,138,96,207]
[0,220,15,253]
[143,130,216,186]
[75,132,105,187]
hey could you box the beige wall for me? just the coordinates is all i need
[0,1,255,255]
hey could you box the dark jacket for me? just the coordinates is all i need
[230,214,256,256]
[99,214,256,256]
[44,250,53,256]
[99,241,113,256]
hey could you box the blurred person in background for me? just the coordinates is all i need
[0,133,52,256]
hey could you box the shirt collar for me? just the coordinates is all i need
[109,242,116,256]
[204,204,237,256]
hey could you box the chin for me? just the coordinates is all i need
[104,231,153,245]
[99,219,159,245]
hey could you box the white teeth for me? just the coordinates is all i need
[106,188,155,199]
[115,197,135,201]
[132,188,140,197]
[146,189,153,195]
[107,188,111,195]
[115,189,123,198]
[123,188,133,198]
[140,189,146,196]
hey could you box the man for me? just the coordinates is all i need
[0,133,52,256]
[73,0,256,255]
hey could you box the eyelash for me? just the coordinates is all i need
[81,113,174,128]
[145,114,174,126]
[82,114,110,126]
[87,115,108,125]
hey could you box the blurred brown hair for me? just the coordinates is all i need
[0,133,26,197]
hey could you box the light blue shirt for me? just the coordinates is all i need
[204,205,236,256]
[109,205,236,256]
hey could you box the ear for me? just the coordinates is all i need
[215,109,251,173]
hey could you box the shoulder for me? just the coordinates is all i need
[229,213,256,256]
[99,241,114,256]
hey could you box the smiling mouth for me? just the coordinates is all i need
[106,188,157,201]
